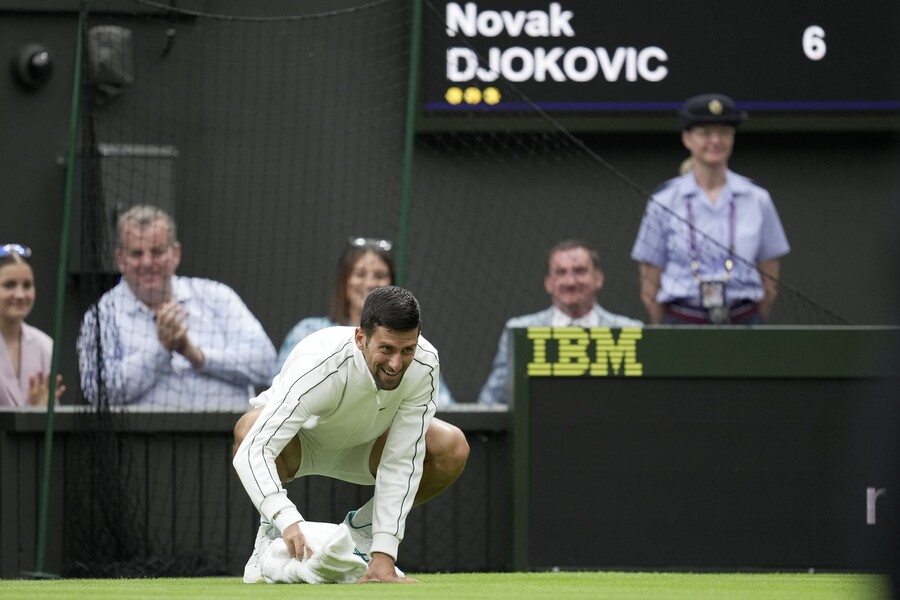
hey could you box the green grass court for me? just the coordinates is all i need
[0,572,891,599]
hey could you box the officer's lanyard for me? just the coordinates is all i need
[686,195,735,280]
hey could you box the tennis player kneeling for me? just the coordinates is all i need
[233,286,469,583]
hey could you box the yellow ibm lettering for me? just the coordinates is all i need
[590,327,643,376]
[526,328,553,375]
[525,327,643,377]
[553,327,592,376]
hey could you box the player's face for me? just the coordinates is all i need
[544,247,603,318]
[682,124,735,167]
[0,262,36,324]
[347,251,392,322]
[116,220,181,308]
[355,325,419,391]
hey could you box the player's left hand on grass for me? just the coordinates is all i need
[357,552,418,583]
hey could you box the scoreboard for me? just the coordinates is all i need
[421,1,900,129]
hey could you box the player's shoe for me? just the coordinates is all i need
[243,520,277,584]
[342,510,405,577]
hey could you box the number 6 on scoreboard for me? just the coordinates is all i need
[803,25,827,61]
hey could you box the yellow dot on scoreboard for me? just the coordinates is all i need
[463,87,482,104]
[445,87,463,105]
[483,87,501,105]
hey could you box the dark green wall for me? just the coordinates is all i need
[1,2,898,404]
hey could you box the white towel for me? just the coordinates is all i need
[259,521,368,584]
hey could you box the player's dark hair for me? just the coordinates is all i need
[359,285,421,336]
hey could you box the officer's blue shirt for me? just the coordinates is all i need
[631,169,790,306]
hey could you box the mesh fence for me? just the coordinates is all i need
[64,0,849,577]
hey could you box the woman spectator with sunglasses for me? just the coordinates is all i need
[274,237,456,406]
[0,244,66,406]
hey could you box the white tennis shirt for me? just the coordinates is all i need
[233,326,439,561]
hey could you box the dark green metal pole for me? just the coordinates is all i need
[510,329,531,571]
[395,0,424,286]
[31,0,89,578]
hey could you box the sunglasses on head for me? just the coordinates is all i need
[348,237,393,252]
[0,244,32,258]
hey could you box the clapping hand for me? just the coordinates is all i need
[155,300,204,368]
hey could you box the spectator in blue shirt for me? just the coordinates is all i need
[77,205,275,410]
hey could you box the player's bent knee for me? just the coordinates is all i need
[450,426,470,471]
[232,407,261,456]
[426,420,469,475]
[446,424,470,465]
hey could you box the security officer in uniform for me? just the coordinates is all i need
[631,93,790,325]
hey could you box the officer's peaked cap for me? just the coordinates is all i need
[678,93,748,130]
